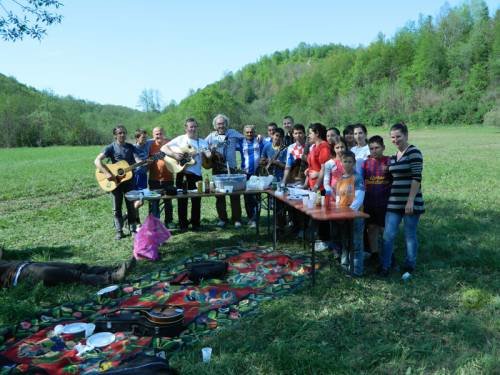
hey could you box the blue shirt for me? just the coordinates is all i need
[239,138,264,175]
[261,143,287,180]
[205,129,244,169]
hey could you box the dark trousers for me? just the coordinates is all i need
[244,174,260,222]
[148,179,174,224]
[22,262,116,287]
[216,195,242,223]
[175,172,202,229]
[111,179,137,232]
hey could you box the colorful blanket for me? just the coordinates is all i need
[0,246,311,374]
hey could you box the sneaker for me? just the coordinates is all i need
[314,241,329,252]
[234,221,242,228]
[216,220,226,228]
[248,220,257,229]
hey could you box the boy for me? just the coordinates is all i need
[335,151,365,276]
[361,136,391,260]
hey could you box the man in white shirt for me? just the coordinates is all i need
[162,118,210,231]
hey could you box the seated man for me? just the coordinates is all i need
[0,250,135,288]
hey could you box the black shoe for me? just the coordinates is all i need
[115,231,125,240]
[402,265,414,274]
[377,267,390,277]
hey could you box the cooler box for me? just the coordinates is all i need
[212,174,247,192]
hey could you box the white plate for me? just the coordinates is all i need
[96,285,118,296]
[61,323,87,334]
[87,332,115,348]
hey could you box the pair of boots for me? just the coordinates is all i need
[114,216,138,240]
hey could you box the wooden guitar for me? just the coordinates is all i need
[95,152,163,192]
[257,144,287,177]
[163,144,210,174]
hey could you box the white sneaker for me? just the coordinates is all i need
[248,220,257,229]
[234,221,242,228]
[314,241,329,252]
[216,220,226,228]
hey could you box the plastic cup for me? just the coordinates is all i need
[202,347,212,363]
[307,199,314,209]
[302,197,308,207]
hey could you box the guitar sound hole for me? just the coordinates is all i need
[116,168,125,176]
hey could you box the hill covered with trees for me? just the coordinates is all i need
[155,1,499,136]
[1,1,498,146]
[0,74,158,147]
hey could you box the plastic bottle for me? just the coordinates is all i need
[316,191,322,206]
[204,176,210,193]
[325,190,332,209]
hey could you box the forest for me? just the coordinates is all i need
[1,1,498,146]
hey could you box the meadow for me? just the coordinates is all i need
[0,126,499,374]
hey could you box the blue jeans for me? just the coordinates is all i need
[381,211,420,271]
[340,217,365,276]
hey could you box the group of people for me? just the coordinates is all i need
[95,115,424,278]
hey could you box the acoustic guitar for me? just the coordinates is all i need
[95,152,163,192]
[163,144,210,174]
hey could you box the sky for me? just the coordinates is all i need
[0,0,498,110]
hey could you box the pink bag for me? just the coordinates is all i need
[133,214,171,261]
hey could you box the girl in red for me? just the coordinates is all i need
[305,123,330,192]
[304,123,330,251]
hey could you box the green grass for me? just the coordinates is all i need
[1,127,499,374]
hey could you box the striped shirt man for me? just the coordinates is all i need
[386,145,425,214]
[240,138,264,175]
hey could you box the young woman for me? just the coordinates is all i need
[351,123,370,174]
[323,137,347,196]
[343,124,356,149]
[380,123,425,277]
[305,123,330,192]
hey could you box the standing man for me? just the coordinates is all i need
[282,124,307,185]
[148,127,174,228]
[240,124,265,228]
[205,114,244,228]
[94,125,139,240]
[162,118,211,231]
[263,122,277,144]
[282,115,295,147]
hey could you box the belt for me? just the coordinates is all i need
[13,262,31,287]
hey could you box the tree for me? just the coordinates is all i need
[0,0,63,41]
[137,89,163,113]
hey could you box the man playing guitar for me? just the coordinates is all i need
[94,125,140,240]
[205,114,245,228]
[162,118,211,232]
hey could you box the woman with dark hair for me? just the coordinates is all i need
[306,123,330,192]
[305,123,330,251]
[351,123,370,173]
[343,124,356,149]
[380,123,425,277]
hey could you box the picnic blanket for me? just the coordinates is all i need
[0,246,312,374]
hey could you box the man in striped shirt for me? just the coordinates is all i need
[380,123,425,277]
[239,124,264,228]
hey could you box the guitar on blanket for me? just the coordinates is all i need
[95,152,164,192]
[164,144,210,174]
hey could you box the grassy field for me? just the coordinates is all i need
[0,127,499,374]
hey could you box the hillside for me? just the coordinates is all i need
[156,1,499,137]
[0,74,158,147]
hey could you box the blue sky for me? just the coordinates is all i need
[0,0,498,109]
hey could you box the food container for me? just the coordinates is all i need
[212,174,247,192]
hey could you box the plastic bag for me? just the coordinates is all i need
[133,214,171,261]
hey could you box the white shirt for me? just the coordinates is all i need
[167,135,208,176]
[351,144,370,174]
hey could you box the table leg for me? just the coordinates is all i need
[311,220,316,287]
[348,220,354,277]
[272,195,277,251]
